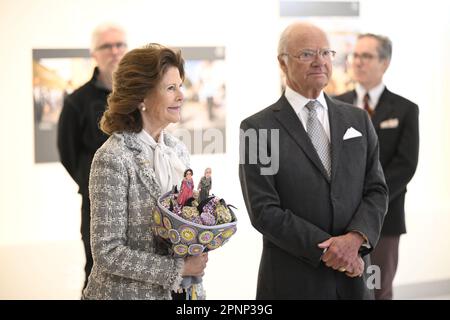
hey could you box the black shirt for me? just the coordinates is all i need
[57,67,110,195]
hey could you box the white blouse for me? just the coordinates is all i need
[137,129,186,193]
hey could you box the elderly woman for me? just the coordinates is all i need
[82,44,208,300]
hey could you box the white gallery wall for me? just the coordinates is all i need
[0,0,449,299]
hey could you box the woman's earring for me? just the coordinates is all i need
[140,103,146,111]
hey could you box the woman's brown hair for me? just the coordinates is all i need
[100,43,185,134]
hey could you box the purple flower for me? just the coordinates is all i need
[200,212,216,226]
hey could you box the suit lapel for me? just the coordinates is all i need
[121,132,162,199]
[372,88,394,129]
[273,95,330,181]
[326,95,347,182]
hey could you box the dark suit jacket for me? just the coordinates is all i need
[335,88,419,235]
[239,94,388,299]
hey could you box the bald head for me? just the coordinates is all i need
[278,22,329,57]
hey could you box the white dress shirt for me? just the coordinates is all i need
[355,82,385,112]
[284,85,330,141]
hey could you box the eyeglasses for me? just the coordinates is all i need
[281,49,336,62]
[348,52,378,63]
[96,42,127,52]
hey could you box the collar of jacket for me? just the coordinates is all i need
[113,131,188,201]
[91,67,112,93]
[117,131,162,200]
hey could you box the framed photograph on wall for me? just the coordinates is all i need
[33,46,226,162]
[167,46,226,155]
[33,49,94,163]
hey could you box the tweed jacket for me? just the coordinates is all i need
[82,131,204,300]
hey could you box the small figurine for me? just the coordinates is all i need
[177,168,194,205]
[197,167,212,203]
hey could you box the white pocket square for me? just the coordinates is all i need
[343,127,362,140]
[380,118,399,129]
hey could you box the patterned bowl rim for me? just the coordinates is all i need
[157,191,238,230]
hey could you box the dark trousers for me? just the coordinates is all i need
[370,235,400,300]
[81,194,93,292]
[171,290,187,300]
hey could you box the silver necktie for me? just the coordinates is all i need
[305,100,331,178]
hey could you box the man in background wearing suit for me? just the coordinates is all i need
[57,23,127,293]
[239,22,388,299]
[336,33,419,300]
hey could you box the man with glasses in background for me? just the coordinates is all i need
[336,34,419,300]
[57,23,128,294]
[239,22,388,299]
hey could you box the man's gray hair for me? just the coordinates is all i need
[278,25,292,57]
[358,33,392,61]
[90,22,127,53]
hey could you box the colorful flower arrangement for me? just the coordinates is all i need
[152,190,237,258]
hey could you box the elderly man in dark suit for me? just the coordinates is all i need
[336,33,419,300]
[239,22,388,299]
